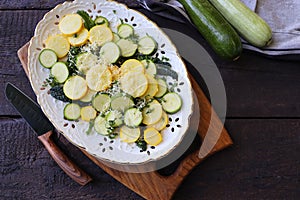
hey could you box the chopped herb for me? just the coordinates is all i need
[109,133,118,139]
[113,10,117,14]
[44,75,59,87]
[136,139,147,151]
[161,56,170,61]
[49,85,71,103]
[145,108,154,114]
[86,120,95,135]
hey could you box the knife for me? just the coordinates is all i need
[5,83,92,186]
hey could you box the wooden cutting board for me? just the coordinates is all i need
[18,43,233,200]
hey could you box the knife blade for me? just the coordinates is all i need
[5,83,92,186]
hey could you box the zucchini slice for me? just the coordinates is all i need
[142,100,163,125]
[76,52,99,74]
[38,49,57,68]
[161,92,182,114]
[88,25,113,46]
[141,59,157,76]
[120,126,141,143]
[106,110,123,127]
[100,42,120,63]
[110,94,134,112]
[94,115,110,135]
[138,36,157,55]
[50,62,69,83]
[95,16,109,26]
[155,79,168,98]
[116,39,138,57]
[113,33,120,42]
[80,106,97,122]
[117,24,134,38]
[92,93,111,112]
[64,103,81,121]
[80,89,97,103]
[63,75,88,100]
[124,108,143,127]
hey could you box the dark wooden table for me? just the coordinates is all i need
[1,0,299,199]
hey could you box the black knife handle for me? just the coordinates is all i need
[38,131,92,185]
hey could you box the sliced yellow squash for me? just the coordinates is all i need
[63,75,88,100]
[59,14,83,35]
[142,100,163,125]
[80,106,97,122]
[68,28,89,47]
[120,71,148,98]
[120,59,144,75]
[141,74,158,98]
[79,89,97,102]
[144,127,162,146]
[45,34,70,58]
[120,126,141,143]
[150,111,169,131]
[86,64,112,91]
[88,25,113,46]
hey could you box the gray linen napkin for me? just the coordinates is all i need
[138,0,300,56]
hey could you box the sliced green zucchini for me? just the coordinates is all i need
[76,52,99,74]
[118,24,134,38]
[116,39,138,57]
[100,42,120,63]
[113,32,120,42]
[155,79,168,98]
[92,93,111,112]
[124,108,143,127]
[64,103,81,121]
[110,94,134,112]
[106,110,123,127]
[50,62,69,83]
[94,115,110,135]
[138,36,157,55]
[38,49,57,68]
[141,59,157,76]
[80,89,97,103]
[161,92,182,114]
[95,16,109,26]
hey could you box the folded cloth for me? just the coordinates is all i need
[138,0,300,57]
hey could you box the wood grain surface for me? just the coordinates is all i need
[1,0,300,199]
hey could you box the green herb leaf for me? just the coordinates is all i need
[77,10,96,30]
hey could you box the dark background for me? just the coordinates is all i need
[0,0,299,199]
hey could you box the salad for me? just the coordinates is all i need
[38,10,182,151]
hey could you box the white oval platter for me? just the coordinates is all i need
[28,0,193,164]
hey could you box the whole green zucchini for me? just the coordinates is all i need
[178,0,242,60]
[209,0,272,47]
